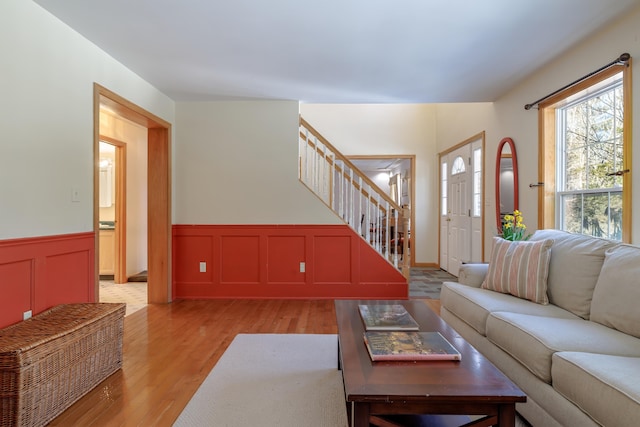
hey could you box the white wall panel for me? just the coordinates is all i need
[174,101,341,225]
[0,0,174,239]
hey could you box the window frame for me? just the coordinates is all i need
[537,60,632,242]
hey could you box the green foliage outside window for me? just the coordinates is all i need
[559,80,623,241]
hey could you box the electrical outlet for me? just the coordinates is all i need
[199,261,207,273]
[23,310,32,320]
[300,262,305,273]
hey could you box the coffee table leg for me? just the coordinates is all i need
[497,403,516,427]
[352,402,370,427]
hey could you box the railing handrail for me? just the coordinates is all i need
[299,116,410,278]
[300,117,402,213]
[300,132,391,214]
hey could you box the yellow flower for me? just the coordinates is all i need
[501,210,530,241]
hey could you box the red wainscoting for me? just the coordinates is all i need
[172,224,408,300]
[0,232,95,328]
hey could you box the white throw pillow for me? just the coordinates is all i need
[482,237,553,304]
[591,244,640,338]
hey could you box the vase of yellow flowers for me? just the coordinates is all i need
[501,210,531,241]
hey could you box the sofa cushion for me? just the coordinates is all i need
[530,229,618,319]
[457,263,489,288]
[441,282,579,336]
[591,244,640,338]
[553,352,640,427]
[481,237,553,304]
[486,312,640,384]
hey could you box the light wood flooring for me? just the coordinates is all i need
[50,298,440,426]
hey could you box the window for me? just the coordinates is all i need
[473,148,482,217]
[539,61,631,242]
[441,162,448,215]
[451,156,466,175]
[557,78,623,239]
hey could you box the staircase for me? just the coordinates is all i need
[298,117,410,278]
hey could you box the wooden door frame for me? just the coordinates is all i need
[347,154,416,267]
[445,144,472,276]
[438,131,486,270]
[94,83,172,303]
[98,136,127,284]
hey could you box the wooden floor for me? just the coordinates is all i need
[50,298,440,426]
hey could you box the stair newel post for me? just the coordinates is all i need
[402,205,411,279]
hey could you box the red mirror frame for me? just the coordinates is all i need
[495,137,519,232]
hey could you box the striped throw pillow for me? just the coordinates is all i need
[481,237,554,304]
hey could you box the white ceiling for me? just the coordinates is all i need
[35,0,639,103]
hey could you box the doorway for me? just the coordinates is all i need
[98,139,126,283]
[348,155,415,267]
[439,133,484,276]
[94,84,172,304]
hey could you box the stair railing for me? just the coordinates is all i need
[299,117,410,277]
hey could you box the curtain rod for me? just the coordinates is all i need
[524,52,630,110]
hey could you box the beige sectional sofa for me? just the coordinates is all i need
[440,229,640,427]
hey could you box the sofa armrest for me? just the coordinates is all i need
[457,263,489,287]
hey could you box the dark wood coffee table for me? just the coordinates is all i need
[335,300,526,427]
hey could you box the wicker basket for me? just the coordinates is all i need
[0,303,126,427]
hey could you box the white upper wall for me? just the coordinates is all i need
[4,0,640,264]
[0,0,175,239]
[436,3,640,251]
[300,104,438,264]
[174,101,340,224]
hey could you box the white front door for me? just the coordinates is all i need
[448,146,471,276]
[440,139,484,276]
[439,159,449,272]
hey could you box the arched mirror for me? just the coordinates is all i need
[495,137,519,232]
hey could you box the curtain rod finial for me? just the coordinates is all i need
[620,53,631,63]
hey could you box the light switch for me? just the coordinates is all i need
[199,262,207,273]
[300,262,305,273]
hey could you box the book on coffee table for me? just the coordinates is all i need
[363,331,462,361]
[358,304,420,331]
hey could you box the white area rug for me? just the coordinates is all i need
[173,334,348,427]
